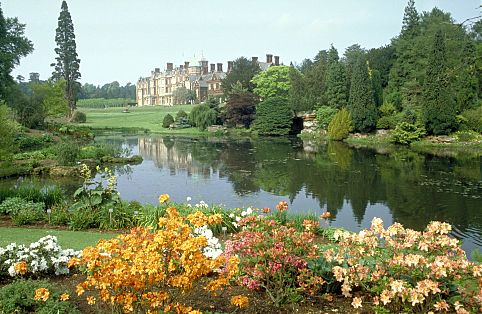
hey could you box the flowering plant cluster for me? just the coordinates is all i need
[71,205,237,313]
[224,213,319,306]
[326,218,482,313]
[0,235,81,279]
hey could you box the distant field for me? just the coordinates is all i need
[0,227,117,250]
[79,105,199,133]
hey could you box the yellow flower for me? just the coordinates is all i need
[60,293,70,301]
[34,288,50,302]
[86,296,96,305]
[14,261,28,275]
[230,295,249,308]
[159,194,170,204]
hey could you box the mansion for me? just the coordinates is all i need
[136,54,280,106]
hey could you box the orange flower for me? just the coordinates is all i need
[159,193,170,204]
[261,207,270,213]
[320,211,331,219]
[68,257,80,268]
[276,201,288,212]
[351,296,362,309]
[34,288,50,302]
[230,295,249,308]
[60,293,70,301]
[14,261,28,275]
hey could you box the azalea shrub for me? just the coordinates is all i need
[223,213,320,306]
[72,205,237,313]
[0,235,80,279]
[325,218,482,313]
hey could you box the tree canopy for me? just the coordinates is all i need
[251,65,291,99]
[221,57,260,95]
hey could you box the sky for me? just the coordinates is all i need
[2,0,480,86]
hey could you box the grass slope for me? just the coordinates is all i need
[79,105,203,134]
[0,227,117,250]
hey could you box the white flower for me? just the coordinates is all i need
[241,211,247,217]
[186,196,192,202]
[246,207,253,215]
[229,213,235,218]
[235,216,241,222]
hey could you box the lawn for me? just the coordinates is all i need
[0,227,117,250]
[79,105,204,134]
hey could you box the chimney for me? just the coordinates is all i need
[201,60,208,75]
[166,63,173,71]
[266,54,273,64]
[184,61,189,68]
[252,56,258,63]
[217,63,223,72]
[227,61,234,72]
[155,68,160,73]
[274,56,279,66]
[180,65,184,70]
[210,63,215,73]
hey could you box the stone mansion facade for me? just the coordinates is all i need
[135,54,280,106]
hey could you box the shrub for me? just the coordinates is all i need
[52,140,80,165]
[254,96,292,136]
[72,206,236,313]
[327,218,482,313]
[316,106,338,130]
[454,130,481,142]
[0,279,81,313]
[459,106,482,133]
[223,214,319,306]
[0,235,80,278]
[175,110,188,121]
[162,113,174,128]
[327,108,353,140]
[0,197,45,225]
[189,104,218,130]
[71,111,87,123]
[390,121,426,145]
[79,142,130,159]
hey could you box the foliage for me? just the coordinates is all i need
[188,104,217,131]
[251,65,291,99]
[376,102,401,129]
[221,56,261,95]
[175,109,188,121]
[79,142,129,160]
[52,139,80,165]
[70,164,120,213]
[0,182,64,208]
[316,106,338,130]
[0,235,80,278]
[459,106,482,133]
[254,96,292,136]
[327,218,482,313]
[224,91,257,128]
[51,0,81,117]
[162,113,174,128]
[0,102,19,161]
[390,121,426,145]
[223,213,319,306]
[77,97,135,108]
[0,279,81,314]
[71,110,86,123]
[0,197,45,225]
[454,130,482,142]
[172,86,195,104]
[72,206,236,313]
[288,66,313,113]
[0,4,34,101]
[78,81,135,100]
[422,29,456,135]
[327,108,353,140]
[348,57,377,132]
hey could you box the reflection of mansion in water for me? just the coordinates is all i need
[138,137,216,178]
[136,54,281,106]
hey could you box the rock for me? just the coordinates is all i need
[49,166,80,177]
[207,125,228,133]
[376,129,390,136]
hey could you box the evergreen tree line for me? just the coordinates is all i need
[78,82,135,100]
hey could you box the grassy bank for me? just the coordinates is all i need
[78,105,205,134]
[0,227,116,250]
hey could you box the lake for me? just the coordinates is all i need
[95,135,482,256]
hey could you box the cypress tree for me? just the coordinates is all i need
[348,57,377,132]
[326,61,348,109]
[371,69,383,107]
[422,29,456,135]
[51,0,80,117]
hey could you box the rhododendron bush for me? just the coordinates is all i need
[71,206,236,313]
[326,218,482,313]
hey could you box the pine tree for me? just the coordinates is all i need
[454,40,478,112]
[348,57,377,132]
[370,69,383,107]
[422,29,456,135]
[51,0,80,117]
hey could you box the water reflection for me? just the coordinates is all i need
[106,135,482,254]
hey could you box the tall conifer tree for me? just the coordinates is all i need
[51,0,80,117]
[422,29,456,135]
[348,58,377,132]
[326,54,348,109]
